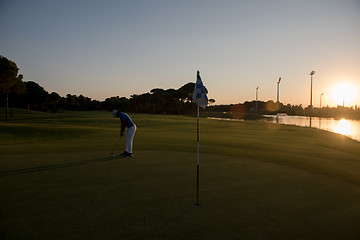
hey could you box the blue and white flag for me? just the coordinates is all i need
[192,71,208,109]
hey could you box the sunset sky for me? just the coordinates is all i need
[1,0,359,107]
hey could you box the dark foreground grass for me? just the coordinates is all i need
[1,109,360,239]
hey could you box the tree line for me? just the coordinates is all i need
[1,55,211,118]
[0,79,205,116]
[1,55,359,120]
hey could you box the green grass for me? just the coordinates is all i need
[1,108,360,239]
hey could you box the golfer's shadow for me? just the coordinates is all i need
[0,155,116,177]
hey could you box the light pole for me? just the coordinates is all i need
[320,93,324,129]
[320,93,324,109]
[276,77,281,112]
[277,77,281,103]
[256,87,259,112]
[310,71,315,108]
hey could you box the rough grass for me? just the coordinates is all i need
[1,109,360,240]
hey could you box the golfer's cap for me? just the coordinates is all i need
[112,110,118,118]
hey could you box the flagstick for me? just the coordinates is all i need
[196,104,200,207]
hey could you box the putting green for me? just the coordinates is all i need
[1,150,360,239]
[1,110,360,239]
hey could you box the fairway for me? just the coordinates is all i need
[1,109,360,239]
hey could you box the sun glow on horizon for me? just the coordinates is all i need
[330,82,358,107]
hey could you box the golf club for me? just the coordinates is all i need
[110,134,122,157]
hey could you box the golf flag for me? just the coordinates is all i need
[193,70,208,207]
[192,71,208,109]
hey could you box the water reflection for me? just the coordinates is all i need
[334,119,353,136]
[263,115,360,142]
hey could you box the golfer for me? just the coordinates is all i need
[112,110,136,157]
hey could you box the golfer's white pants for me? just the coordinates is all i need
[125,125,136,153]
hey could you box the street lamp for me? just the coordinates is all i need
[256,87,259,112]
[320,93,324,109]
[320,93,324,128]
[277,77,281,103]
[310,71,315,108]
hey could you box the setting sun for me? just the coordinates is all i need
[330,82,358,107]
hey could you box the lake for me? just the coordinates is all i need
[262,115,360,142]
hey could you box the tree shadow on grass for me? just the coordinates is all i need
[0,155,120,177]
